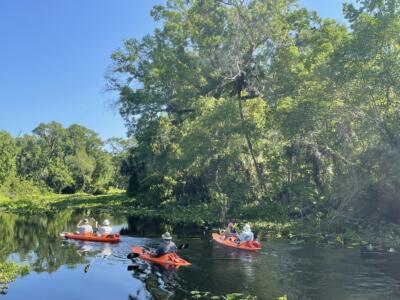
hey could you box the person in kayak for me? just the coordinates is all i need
[152,232,177,257]
[221,223,238,239]
[236,224,254,243]
[76,218,93,234]
[96,219,112,236]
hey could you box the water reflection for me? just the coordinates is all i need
[2,211,400,300]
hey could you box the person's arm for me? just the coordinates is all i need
[171,243,177,253]
[153,245,164,257]
[77,220,83,227]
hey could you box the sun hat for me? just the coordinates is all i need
[162,232,172,240]
[243,224,251,232]
[103,219,110,226]
[83,218,89,224]
[228,223,233,228]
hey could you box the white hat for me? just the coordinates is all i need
[83,218,89,224]
[103,219,110,226]
[162,232,172,240]
[243,224,251,232]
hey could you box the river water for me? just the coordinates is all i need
[1,210,400,299]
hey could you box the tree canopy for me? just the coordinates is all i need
[107,0,400,223]
[0,122,127,196]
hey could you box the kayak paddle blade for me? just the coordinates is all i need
[178,243,189,250]
[84,264,90,273]
[127,265,139,271]
[127,253,140,259]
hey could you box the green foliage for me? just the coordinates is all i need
[0,122,127,198]
[106,0,400,231]
[0,176,50,202]
[190,290,257,300]
[0,131,17,184]
[137,173,176,207]
[0,262,30,293]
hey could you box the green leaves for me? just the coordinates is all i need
[1,123,118,197]
[0,131,17,184]
[108,0,400,226]
[0,261,30,293]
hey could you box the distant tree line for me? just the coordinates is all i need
[107,0,400,223]
[0,122,132,196]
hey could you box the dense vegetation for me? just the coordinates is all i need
[106,0,400,232]
[0,122,129,200]
[1,0,400,247]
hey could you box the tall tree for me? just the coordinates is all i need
[0,131,17,184]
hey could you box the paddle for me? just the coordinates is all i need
[84,254,108,273]
[178,243,189,250]
[84,258,95,273]
[127,252,140,259]
[127,264,140,271]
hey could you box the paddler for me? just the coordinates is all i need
[76,218,93,234]
[237,224,254,243]
[152,232,177,257]
[221,222,238,239]
[95,219,113,236]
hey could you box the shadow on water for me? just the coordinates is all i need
[120,215,204,238]
[2,210,400,299]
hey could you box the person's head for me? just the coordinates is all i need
[162,232,172,244]
[228,222,233,228]
[83,218,89,224]
[102,219,110,226]
[243,224,251,232]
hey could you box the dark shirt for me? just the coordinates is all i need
[155,241,177,256]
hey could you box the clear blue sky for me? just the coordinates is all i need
[0,0,350,140]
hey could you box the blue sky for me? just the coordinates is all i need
[0,0,350,140]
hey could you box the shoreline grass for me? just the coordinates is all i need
[1,192,400,249]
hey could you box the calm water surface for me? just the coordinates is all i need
[1,210,400,299]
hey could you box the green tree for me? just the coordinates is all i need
[0,131,17,184]
[14,123,116,194]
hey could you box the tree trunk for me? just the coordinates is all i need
[311,150,323,193]
[237,96,266,193]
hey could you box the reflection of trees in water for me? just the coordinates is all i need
[122,215,202,238]
[0,209,125,273]
[122,216,165,237]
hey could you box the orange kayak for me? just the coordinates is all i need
[131,246,191,267]
[212,233,261,251]
[63,232,120,243]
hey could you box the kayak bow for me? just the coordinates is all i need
[212,233,261,251]
[63,232,120,243]
[131,246,191,267]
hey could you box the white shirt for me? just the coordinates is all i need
[78,224,93,234]
[98,225,112,235]
[239,231,254,242]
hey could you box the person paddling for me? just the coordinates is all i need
[76,218,93,234]
[237,224,254,243]
[96,219,113,236]
[152,232,177,257]
[221,222,238,240]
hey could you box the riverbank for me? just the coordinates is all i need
[0,190,130,212]
[1,192,400,250]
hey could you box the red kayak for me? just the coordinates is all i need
[131,246,191,268]
[212,233,261,251]
[63,232,120,243]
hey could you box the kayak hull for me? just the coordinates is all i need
[212,233,261,251]
[64,232,120,243]
[131,246,191,267]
